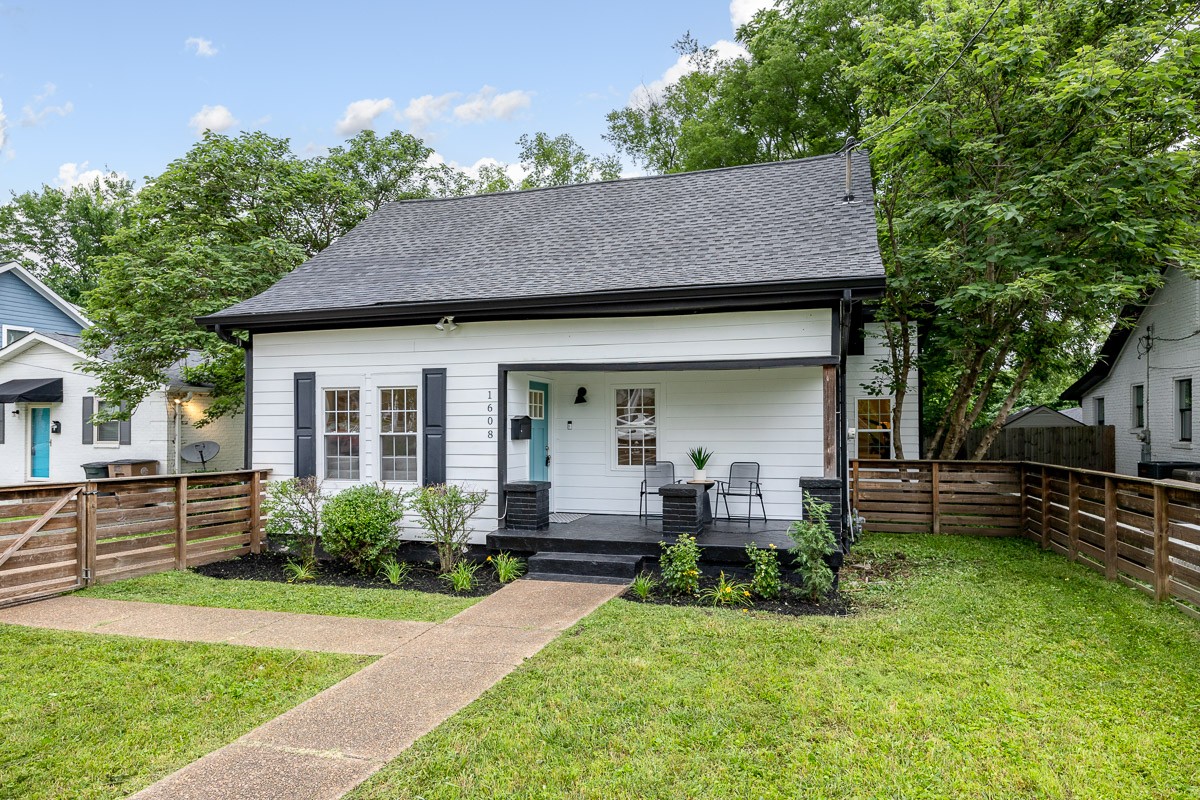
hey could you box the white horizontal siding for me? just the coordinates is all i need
[252,309,832,540]
[845,322,920,461]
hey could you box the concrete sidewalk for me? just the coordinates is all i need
[0,578,623,800]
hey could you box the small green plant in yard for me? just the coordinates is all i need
[440,560,481,593]
[377,558,412,586]
[410,483,489,573]
[700,571,753,607]
[745,542,782,599]
[659,533,701,595]
[283,558,317,583]
[321,483,408,575]
[489,551,525,583]
[263,477,324,570]
[787,492,837,601]
[629,571,658,600]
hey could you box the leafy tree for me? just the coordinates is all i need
[0,173,135,303]
[516,131,621,188]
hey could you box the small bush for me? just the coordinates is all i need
[629,571,658,601]
[320,483,407,576]
[411,484,489,573]
[745,542,782,599]
[700,571,753,607]
[283,559,317,583]
[263,477,324,570]
[659,534,701,595]
[377,558,412,586]
[440,560,481,593]
[489,552,525,584]
[788,492,838,601]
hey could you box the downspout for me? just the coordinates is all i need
[839,289,852,550]
[214,324,253,470]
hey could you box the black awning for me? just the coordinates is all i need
[0,378,63,403]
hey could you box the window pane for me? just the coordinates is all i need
[324,389,360,479]
[1180,380,1192,442]
[95,400,121,443]
[615,387,657,467]
[380,387,418,482]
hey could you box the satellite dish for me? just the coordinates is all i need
[181,441,221,468]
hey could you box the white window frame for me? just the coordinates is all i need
[1176,378,1192,444]
[323,387,361,481]
[611,384,660,470]
[1,325,33,348]
[379,386,419,484]
[856,397,893,460]
[1094,396,1105,427]
[93,399,121,447]
[1131,383,1145,429]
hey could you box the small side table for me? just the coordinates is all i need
[687,479,717,525]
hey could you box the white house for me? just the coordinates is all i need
[1062,266,1199,476]
[201,154,915,544]
[0,263,243,485]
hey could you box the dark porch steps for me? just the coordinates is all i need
[526,551,643,581]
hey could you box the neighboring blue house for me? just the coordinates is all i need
[0,263,89,346]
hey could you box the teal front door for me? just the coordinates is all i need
[30,407,51,479]
[528,382,549,482]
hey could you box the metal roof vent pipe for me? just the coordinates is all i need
[842,137,858,203]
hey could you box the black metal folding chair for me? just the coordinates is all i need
[717,461,767,526]
[639,461,678,520]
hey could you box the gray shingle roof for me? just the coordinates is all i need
[207,152,883,324]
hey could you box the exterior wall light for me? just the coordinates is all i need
[574,387,588,404]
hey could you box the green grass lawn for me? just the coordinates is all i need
[351,534,1200,800]
[83,570,479,622]
[0,625,369,800]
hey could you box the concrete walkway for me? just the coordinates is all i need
[0,579,624,800]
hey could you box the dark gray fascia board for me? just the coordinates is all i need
[198,277,886,334]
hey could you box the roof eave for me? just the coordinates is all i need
[199,276,887,334]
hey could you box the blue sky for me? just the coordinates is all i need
[0,1,769,195]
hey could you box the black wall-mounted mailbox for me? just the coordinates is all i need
[511,416,532,440]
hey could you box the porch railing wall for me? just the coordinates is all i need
[0,470,267,607]
[851,459,1200,620]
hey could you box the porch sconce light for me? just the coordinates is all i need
[10,407,17,416]
[51,420,62,434]
[435,316,458,332]
[574,387,588,404]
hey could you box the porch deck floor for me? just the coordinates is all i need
[488,514,794,562]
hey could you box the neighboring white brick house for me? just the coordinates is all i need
[1063,267,1200,476]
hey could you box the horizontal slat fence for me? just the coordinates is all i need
[0,470,266,607]
[962,425,1116,472]
[852,459,1200,620]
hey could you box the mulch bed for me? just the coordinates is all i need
[619,570,853,617]
[195,551,505,598]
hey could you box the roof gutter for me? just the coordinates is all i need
[198,276,887,334]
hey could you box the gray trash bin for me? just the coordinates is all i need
[81,461,110,480]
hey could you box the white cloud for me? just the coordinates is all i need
[56,161,129,190]
[452,86,532,123]
[400,92,459,131]
[424,151,528,186]
[20,83,73,127]
[629,39,748,107]
[334,97,395,136]
[185,36,218,57]
[0,98,7,151]
[188,104,238,136]
[730,0,775,28]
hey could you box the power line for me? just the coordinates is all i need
[848,0,1009,151]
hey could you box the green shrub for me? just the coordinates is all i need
[699,571,753,607]
[377,558,412,586]
[659,534,701,595]
[320,484,407,576]
[629,571,658,601]
[411,484,489,573]
[263,477,324,570]
[787,492,838,601]
[489,552,525,583]
[283,559,317,583]
[745,542,782,599]
[440,560,481,593]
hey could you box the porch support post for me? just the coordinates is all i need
[504,481,550,531]
[822,364,837,478]
[659,483,705,537]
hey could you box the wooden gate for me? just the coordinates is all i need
[0,484,86,606]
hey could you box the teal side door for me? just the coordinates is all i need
[529,382,549,482]
[30,407,51,479]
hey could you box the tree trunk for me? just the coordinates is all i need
[969,358,1035,460]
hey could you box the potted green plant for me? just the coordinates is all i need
[686,446,714,482]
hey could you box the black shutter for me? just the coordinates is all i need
[294,372,316,479]
[119,401,132,446]
[422,368,447,485]
[82,396,94,444]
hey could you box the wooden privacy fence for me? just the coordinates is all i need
[851,459,1200,620]
[961,425,1116,472]
[0,470,267,607]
